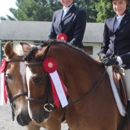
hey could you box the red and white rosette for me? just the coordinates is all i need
[0,59,8,105]
[57,33,68,42]
[43,57,68,108]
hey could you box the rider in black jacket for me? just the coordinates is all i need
[98,0,130,118]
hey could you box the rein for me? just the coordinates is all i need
[5,58,27,121]
[65,68,107,108]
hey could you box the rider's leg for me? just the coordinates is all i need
[123,69,130,118]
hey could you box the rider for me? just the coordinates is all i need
[98,0,130,118]
[48,0,87,49]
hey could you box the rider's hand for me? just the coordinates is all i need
[98,52,106,61]
[101,56,119,66]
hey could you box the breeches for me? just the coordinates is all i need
[123,69,130,99]
[118,67,130,99]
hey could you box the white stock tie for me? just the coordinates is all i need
[62,9,67,19]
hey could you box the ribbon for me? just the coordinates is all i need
[50,71,68,107]
[43,57,68,108]
[0,59,8,105]
[0,59,6,73]
[0,72,7,105]
[57,33,68,42]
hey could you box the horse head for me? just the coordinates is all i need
[3,42,31,126]
[21,42,51,123]
[21,40,97,122]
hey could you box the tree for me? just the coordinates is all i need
[6,0,62,21]
[74,0,97,22]
[1,0,117,22]
[95,0,114,22]
[2,0,98,22]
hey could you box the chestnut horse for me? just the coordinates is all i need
[2,42,66,130]
[21,40,130,130]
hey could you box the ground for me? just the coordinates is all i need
[0,98,69,130]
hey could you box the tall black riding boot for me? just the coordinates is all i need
[127,101,130,119]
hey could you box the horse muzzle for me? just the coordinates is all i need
[16,112,31,126]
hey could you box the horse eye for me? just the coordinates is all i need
[32,75,42,84]
[6,73,13,80]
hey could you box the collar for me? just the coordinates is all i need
[63,4,73,12]
[116,14,126,21]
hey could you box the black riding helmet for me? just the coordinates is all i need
[110,0,130,9]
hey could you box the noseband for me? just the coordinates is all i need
[5,58,27,121]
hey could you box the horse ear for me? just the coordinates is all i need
[40,44,50,59]
[20,42,31,54]
[4,41,14,59]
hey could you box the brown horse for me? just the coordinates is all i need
[2,42,66,130]
[21,40,130,130]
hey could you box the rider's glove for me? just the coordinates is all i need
[102,57,118,66]
[98,52,106,61]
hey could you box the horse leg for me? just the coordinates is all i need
[45,108,66,130]
[26,122,40,130]
[44,119,61,130]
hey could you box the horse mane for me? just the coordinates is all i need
[42,40,98,62]
[25,39,99,64]
[24,46,38,61]
[41,39,86,54]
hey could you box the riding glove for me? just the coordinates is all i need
[101,57,119,66]
[98,52,106,61]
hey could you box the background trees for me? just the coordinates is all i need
[95,0,114,22]
[0,0,116,22]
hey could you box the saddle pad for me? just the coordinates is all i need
[106,66,126,116]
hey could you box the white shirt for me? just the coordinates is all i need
[114,14,125,32]
[62,4,73,19]
[114,14,125,65]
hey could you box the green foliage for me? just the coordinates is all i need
[6,0,62,21]
[95,0,115,22]
[0,0,122,22]
[0,16,6,20]
[74,0,97,22]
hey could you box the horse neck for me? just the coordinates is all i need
[50,46,105,100]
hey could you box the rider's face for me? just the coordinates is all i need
[112,0,128,16]
[60,0,73,7]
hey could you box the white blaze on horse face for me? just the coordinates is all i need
[20,62,26,91]
[26,66,33,119]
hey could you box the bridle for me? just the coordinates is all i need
[25,61,53,111]
[25,44,55,112]
[5,58,27,121]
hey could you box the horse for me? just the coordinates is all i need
[2,41,66,130]
[21,40,130,130]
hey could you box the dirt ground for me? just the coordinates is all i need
[0,102,69,130]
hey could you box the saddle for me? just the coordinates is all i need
[113,66,127,107]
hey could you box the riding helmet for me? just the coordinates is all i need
[109,0,130,9]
